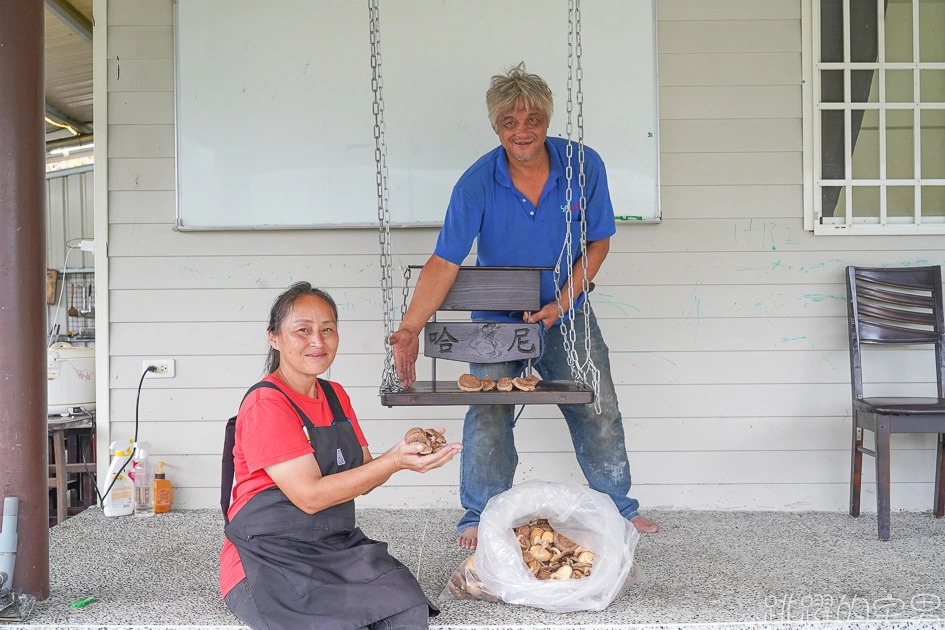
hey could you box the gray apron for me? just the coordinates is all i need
[223,380,436,630]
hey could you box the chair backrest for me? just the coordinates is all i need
[845,265,945,400]
[423,266,544,364]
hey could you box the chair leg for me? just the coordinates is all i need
[935,433,944,518]
[53,429,68,526]
[875,421,892,540]
[849,410,863,517]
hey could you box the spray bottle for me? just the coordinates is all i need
[0,497,18,589]
[102,441,134,517]
[132,441,154,517]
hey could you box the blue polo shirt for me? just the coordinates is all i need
[433,137,616,324]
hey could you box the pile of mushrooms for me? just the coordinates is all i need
[446,518,597,601]
[457,373,540,392]
[403,427,446,455]
[446,556,499,602]
[515,518,595,580]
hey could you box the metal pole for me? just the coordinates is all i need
[0,0,51,599]
[46,132,93,152]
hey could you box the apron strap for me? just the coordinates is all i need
[316,378,347,424]
[222,381,316,523]
[221,379,347,523]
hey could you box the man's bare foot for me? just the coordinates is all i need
[631,515,660,533]
[457,527,478,550]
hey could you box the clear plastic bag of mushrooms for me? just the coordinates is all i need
[440,480,641,612]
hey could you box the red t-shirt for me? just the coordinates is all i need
[219,374,367,598]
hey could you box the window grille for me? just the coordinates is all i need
[804,0,945,234]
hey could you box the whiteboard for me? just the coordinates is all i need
[174,0,659,229]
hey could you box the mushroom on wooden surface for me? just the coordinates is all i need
[458,373,541,392]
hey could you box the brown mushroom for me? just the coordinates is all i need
[403,427,432,454]
[423,428,447,450]
[511,377,535,391]
[464,577,484,597]
[529,545,552,562]
[552,565,573,580]
[553,532,578,553]
[530,528,545,546]
[514,517,597,583]
[448,574,467,598]
[551,547,571,564]
[403,427,446,455]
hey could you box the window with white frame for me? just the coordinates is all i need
[803,0,945,234]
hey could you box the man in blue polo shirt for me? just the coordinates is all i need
[389,62,659,549]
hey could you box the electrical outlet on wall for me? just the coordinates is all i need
[143,359,176,378]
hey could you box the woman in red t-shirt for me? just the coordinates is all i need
[220,283,461,630]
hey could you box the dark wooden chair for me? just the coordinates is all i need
[380,266,593,407]
[846,265,945,540]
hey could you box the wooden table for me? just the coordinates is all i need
[47,412,96,525]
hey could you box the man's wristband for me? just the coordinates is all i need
[399,326,420,336]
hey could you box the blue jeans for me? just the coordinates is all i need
[224,578,429,630]
[457,306,639,533]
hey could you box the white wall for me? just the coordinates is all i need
[104,0,945,512]
[47,167,94,271]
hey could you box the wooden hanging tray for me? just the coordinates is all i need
[380,380,593,406]
[381,266,595,407]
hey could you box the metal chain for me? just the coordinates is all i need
[557,0,600,412]
[401,265,411,335]
[369,0,402,393]
[574,0,601,413]
[554,0,579,382]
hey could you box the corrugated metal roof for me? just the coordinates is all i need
[45,0,93,138]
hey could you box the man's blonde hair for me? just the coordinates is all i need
[486,62,554,129]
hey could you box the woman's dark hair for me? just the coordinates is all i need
[265,282,339,374]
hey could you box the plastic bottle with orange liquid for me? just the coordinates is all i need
[153,462,173,513]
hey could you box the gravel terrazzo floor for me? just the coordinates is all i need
[12,507,945,629]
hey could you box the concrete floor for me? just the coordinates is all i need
[14,506,945,629]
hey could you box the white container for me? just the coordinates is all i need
[103,448,134,517]
[47,342,95,415]
[0,497,18,589]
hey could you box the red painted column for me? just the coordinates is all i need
[0,0,50,599]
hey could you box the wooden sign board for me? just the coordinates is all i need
[438,267,543,312]
[423,321,542,363]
